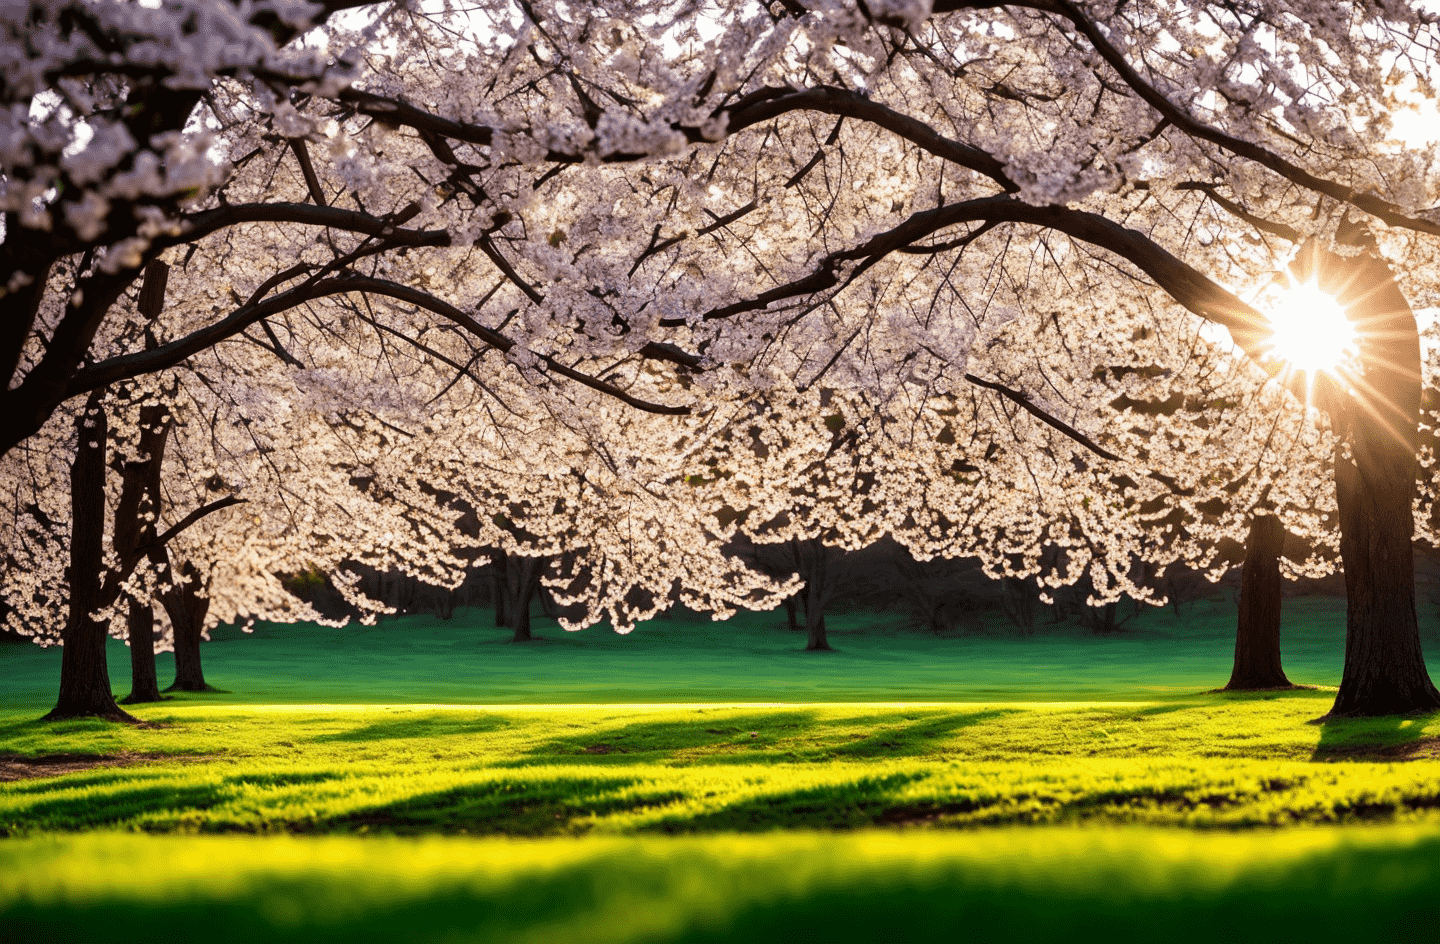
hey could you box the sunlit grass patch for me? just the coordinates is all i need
[4,697,1440,835]
[4,827,1440,943]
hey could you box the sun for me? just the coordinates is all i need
[1265,279,1357,374]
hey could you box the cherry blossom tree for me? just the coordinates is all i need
[10,0,1440,718]
[457,0,1439,716]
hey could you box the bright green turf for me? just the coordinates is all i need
[5,828,1440,943]
[3,695,1440,835]
[6,594,1440,709]
[6,595,1440,942]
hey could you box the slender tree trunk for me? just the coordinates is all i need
[122,597,162,703]
[45,395,135,722]
[799,540,833,651]
[784,595,799,632]
[117,401,170,704]
[491,550,508,628]
[505,554,543,643]
[1225,513,1292,690]
[1304,245,1440,716]
[164,559,213,692]
[539,585,559,619]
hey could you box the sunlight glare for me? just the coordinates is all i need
[1267,280,1356,373]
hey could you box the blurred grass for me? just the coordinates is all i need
[4,695,1440,835]
[6,594,1439,710]
[5,828,1440,943]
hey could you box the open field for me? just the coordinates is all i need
[6,594,1440,708]
[5,597,1440,941]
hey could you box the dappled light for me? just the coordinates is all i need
[9,0,1440,937]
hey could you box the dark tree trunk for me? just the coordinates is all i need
[122,596,162,703]
[164,559,213,692]
[491,550,508,628]
[116,401,170,705]
[1225,513,1292,690]
[539,585,559,619]
[1002,577,1035,634]
[45,395,135,722]
[1303,245,1440,717]
[783,595,799,632]
[797,539,833,651]
[502,552,543,643]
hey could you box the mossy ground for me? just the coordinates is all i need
[4,598,1440,941]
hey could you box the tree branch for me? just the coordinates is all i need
[150,495,246,550]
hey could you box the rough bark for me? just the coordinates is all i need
[1304,245,1440,717]
[45,395,136,722]
[1225,513,1292,690]
[163,558,213,692]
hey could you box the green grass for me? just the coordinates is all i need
[3,695,1440,835]
[6,596,1440,941]
[6,594,1439,709]
[6,828,1440,943]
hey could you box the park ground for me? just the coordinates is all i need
[4,595,1440,941]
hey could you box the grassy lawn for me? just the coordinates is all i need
[5,596,1440,941]
[7,593,1438,708]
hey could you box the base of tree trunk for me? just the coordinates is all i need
[803,641,835,651]
[1213,684,1307,694]
[42,701,140,724]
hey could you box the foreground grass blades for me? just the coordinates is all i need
[4,696,1440,835]
[5,828,1440,944]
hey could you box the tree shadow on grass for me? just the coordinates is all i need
[1310,711,1440,762]
[1,780,231,834]
[645,771,931,833]
[518,708,1022,766]
[0,714,118,747]
[309,713,511,743]
[319,774,671,836]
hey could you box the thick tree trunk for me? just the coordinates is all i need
[1304,245,1440,716]
[45,396,135,722]
[164,559,213,692]
[1225,513,1292,690]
